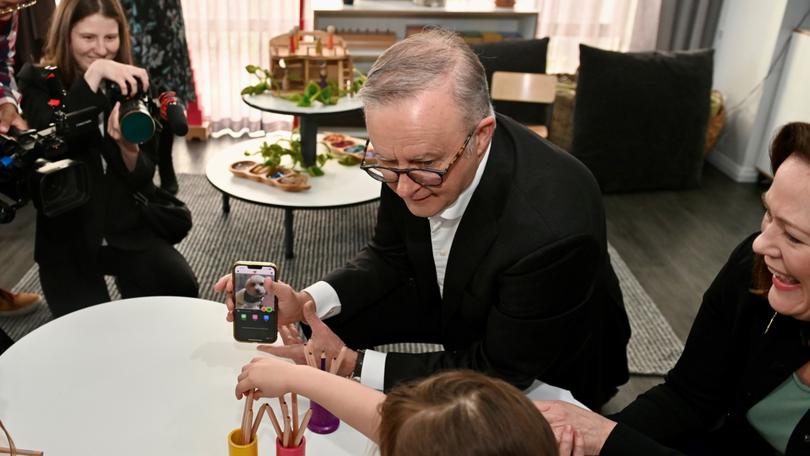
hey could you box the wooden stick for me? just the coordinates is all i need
[304,347,317,368]
[293,408,313,447]
[251,403,271,440]
[264,403,283,439]
[291,393,299,436]
[282,415,292,447]
[330,345,348,375]
[0,447,43,456]
[241,390,254,444]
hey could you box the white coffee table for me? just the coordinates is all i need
[0,297,585,455]
[205,132,381,258]
[0,297,379,456]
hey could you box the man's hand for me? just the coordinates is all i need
[213,274,307,325]
[259,301,356,377]
[535,400,617,455]
[0,102,27,134]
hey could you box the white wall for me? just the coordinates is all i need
[708,0,787,182]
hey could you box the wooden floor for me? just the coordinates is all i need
[0,136,766,412]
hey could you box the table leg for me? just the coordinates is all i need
[299,115,318,168]
[284,208,295,259]
[221,192,230,214]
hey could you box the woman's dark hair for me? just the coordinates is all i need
[41,0,133,85]
[752,122,810,295]
[377,370,558,456]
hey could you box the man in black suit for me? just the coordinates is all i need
[221,29,630,409]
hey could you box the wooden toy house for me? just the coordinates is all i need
[269,29,354,94]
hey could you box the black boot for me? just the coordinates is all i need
[158,125,179,195]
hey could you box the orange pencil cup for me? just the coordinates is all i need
[276,436,306,456]
[228,429,258,456]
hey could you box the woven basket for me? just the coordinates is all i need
[704,90,726,157]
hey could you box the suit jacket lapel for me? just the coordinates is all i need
[441,121,514,323]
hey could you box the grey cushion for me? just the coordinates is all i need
[571,44,714,192]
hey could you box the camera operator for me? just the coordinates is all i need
[0,1,43,342]
[17,0,197,317]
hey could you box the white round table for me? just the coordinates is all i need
[0,297,378,456]
[205,133,381,258]
[242,94,364,168]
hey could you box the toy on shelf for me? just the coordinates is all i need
[268,28,354,95]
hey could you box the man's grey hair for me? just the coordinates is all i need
[359,28,493,131]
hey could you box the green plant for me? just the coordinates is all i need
[240,64,278,96]
[244,130,332,177]
[240,64,366,107]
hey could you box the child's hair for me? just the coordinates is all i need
[42,0,133,85]
[378,370,558,456]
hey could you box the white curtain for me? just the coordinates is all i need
[180,0,659,132]
[180,0,301,134]
[454,0,660,74]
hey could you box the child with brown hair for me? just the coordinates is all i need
[236,356,582,455]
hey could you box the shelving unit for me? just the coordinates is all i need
[313,0,538,70]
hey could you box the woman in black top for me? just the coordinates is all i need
[18,0,197,317]
[538,122,810,456]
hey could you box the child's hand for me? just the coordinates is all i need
[236,356,297,399]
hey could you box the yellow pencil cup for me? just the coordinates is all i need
[228,428,258,456]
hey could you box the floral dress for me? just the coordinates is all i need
[122,0,196,103]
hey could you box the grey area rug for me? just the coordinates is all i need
[3,174,683,375]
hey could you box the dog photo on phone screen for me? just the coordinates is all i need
[234,274,267,310]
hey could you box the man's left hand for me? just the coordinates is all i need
[259,301,356,377]
[0,102,27,134]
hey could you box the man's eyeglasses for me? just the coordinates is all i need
[0,0,37,17]
[360,130,475,187]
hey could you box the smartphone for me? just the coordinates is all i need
[232,261,278,343]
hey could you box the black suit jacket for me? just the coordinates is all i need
[325,114,630,408]
[603,233,810,455]
[17,64,158,266]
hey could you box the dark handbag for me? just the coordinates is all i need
[132,185,192,244]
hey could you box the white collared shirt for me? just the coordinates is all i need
[304,139,492,390]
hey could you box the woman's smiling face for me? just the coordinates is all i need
[69,13,120,72]
[753,155,810,321]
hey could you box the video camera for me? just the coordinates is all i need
[0,66,190,224]
[0,66,99,223]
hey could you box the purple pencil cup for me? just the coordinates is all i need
[307,400,340,434]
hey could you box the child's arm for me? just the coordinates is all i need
[236,356,385,443]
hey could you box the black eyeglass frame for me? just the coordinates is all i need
[0,0,37,16]
[359,129,476,187]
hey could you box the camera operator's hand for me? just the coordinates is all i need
[107,102,139,171]
[83,59,149,96]
[0,102,27,134]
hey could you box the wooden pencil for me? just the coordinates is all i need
[282,415,292,447]
[293,408,313,447]
[291,392,299,435]
[0,447,43,456]
[330,345,348,375]
[251,403,270,440]
[241,390,254,444]
[264,404,283,439]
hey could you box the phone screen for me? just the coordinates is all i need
[233,263,278,343]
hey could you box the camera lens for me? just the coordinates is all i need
[119,99,155,144]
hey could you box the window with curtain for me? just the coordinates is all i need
[180,0,659,133]
[180,0,301,135]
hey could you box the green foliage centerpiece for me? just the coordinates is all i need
[245,130,331,177]
[241,64,366,107]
